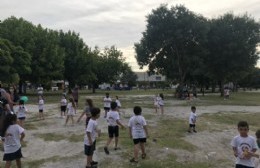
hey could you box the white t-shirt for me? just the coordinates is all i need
[60,98,67,106]
[38,99,44,110]
[189,112,197,124]
[231,135,258,167]
[254,150,260,168]
[154,96,160,106]
[158,97,164,106]
[67,103,76,116]
[103,97,112,108]
[128,115,147,139]
[4,124,24,154]
[84,119,98,146]
[16,105,28,118]
[116,99,121,108]
[106,111,120,126]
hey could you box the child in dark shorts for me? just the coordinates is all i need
[128,106,148,163]
[84,108,101,168]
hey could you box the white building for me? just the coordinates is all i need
[135,72,166,82]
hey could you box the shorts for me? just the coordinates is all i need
[18,117,26,120]
[189,124,195,128]
[60,106,66,112]
[235,164,254,168]
[39,109,43,113]
[74,99,78,103]
[108,126,119,138]
[104,107,110,111]
[84,141,96,156]
[133,138,147,145]
[3,148,23,161]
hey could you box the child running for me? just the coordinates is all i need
[104,101,125,155]
[1,113,25,168]
[77,99,94,127]
[231,121,258,168]
[65,98,76,126]
[188,106,197,133]
[84,107,101,168]
[158,93,164,115]
[128,106,148,163]
[15,100,28,128]
[60,94,67,118]
[38,95,45,120]
[103,93,112,118]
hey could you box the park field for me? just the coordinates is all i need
[1,89,260,168]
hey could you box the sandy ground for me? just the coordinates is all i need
[0,96,260,168]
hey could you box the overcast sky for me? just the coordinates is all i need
[0,0,259,71]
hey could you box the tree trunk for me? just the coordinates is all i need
[219,81,224,97]
[92,83,96,93]
[19,80,23,94]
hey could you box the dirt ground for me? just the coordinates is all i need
[0,96,259,168]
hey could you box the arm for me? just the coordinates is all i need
[232,147,238,157]
[143,125,149,138]
[77,112,85,122]
[129,127,132,138]
[20,132,25,142]
[86,132,93,145]
[116,120,125,129]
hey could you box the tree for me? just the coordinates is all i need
[135,5,208,85]
[120,63,137,87]
[206,13,260,95]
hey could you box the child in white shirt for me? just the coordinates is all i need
[128,106,148,163]
[65,98,76,126]
[16,100,28,128]
[84,107,100,168]
[231,121,258,168]
[60,94,67,118]
[1,113,25,168]
[188,106,197,133]
[103,93,112,118]
[38,95,44,120]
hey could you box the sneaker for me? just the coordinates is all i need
[91,161,98,165]
[187,130,191,133]
[141,153,146,159]
[130,158,138,163]
[193,130,197,133]
[104,147,109,155]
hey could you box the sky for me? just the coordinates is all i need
[0,0,259,71]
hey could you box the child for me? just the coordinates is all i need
[60,94,67,118]
[104,102,125,155]
[158,93,164,115]
[115,96,124,116]
[77,99,94,127]
[84,107,101,168]
[231,121,258,168]
[188,106,197,133]
[65,98,76,126]
[38,95,45,120]
[15,100,28,128]
[1,113,25,168]
[128,106,148,163]
[224,87,230,100]
[103,93,112,118]
[153,94,160,114]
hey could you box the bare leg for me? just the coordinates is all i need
[106,137,113,147]
[16,159,21,168]
[134,144,139,161]
[5,161,11,168]
[115,137,118,148]
[71,116,74,125]
[65,116,69,125]
[86,155,92,167]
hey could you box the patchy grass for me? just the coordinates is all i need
[34,133,66,142]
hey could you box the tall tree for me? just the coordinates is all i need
[206,13,260,95]
[135,5,208,85]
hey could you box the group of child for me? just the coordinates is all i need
[0,92,259,168]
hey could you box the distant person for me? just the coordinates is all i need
[224,87,230,100]
[84,107,101,168]
[38,95,45,120]
[115,96,124,116]
[158,93,164,115]
[65,98,76,126]
[103,93,112,118]
[104,102,125,155]
[77,99,94,127]
[1,113,25,168]
[37,85,43,96]
[15,100,28,128]
[60,94,67,118]
[153,94,160,114]
[188,106,197,133]
[231,121,258,168]
[72,86,79,107]
[128,106,148,163]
